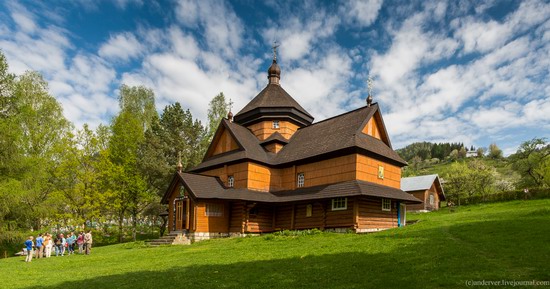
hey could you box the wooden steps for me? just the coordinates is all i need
[147,231,190,246]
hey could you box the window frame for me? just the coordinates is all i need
[272,120,280,129]
[382,198,391,211]
[205,203,224,217]
[297,172,305,188]
[429,194,434,205]
[227,175,234,188]
[331,197,348,211]
[306,204,313,217]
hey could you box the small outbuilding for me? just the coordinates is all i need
[401,174,445,212]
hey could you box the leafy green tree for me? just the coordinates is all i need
[510,138,550,188]
[458,146,467,159]
[476,147,486,158]
[488,143,503,159]
[109,85,158,242]
[4,71,71,229]
[199,92,229,158]
[52,124,109,227]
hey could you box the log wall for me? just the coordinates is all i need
[407,190,427,211]
[194,200,230,233]
[245,203,274,233]
[229,201,245,233]
[356,197,398,230]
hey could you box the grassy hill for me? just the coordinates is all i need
[2,199,549,289]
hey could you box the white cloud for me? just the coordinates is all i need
[341,0,383,27]
[11,12,37,33]
[262,10,340,61]
[98,32,143,62]
[113,0,143,9]
[175,0,244,57]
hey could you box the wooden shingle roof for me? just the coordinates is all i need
[191,103,406,172]
[235,83,313,120]
[161,172,422,204]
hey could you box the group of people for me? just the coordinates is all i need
[24,230,93,262]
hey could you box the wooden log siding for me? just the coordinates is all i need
[356,197,398,230]
[247,120,300,141]
[229,201,245,232]
[356,154,401,189]
[325,198,355,228]
[407,190,428,211]
[194,201,230,233]
[294,202,324,230]
[246,203,273,232]
[273,205,292,230]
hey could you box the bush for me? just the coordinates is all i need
[458,188,550,205]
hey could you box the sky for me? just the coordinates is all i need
[0,0,549,154]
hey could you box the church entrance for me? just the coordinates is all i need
[175,199,186,231]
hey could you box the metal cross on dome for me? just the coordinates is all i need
[228,98,233,112]
[367,75,374,97]
[272,41,280,61]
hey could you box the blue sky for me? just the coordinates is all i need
[0,0,549,154]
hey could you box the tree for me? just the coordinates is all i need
[109,85,158,242]
[449,149,459,161]
[1,71,71,230]
[510,138,550,188]
[199,92,229,158]
[476,147,486,158]
[52,124,109,227]
[458,146,467,159]
[488,143,503,159]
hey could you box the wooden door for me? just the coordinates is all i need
[175,199,185,231]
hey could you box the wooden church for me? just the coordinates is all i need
[161,53,421,242]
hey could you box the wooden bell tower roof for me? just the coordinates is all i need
[233,46,314,127]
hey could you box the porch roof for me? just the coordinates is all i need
[162,172,422,204]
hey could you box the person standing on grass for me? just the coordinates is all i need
[66,232,75,255]
[84,230,93,255]
[35,233,44,259]
[24,236,34,262]
[60,234,67,256]
[54,234,62,256]
[77,232,84,254]
[44,234,53,258]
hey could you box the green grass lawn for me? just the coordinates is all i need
[2,199,549,289]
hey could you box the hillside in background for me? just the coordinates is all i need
[397,139,550,205]
[1,199,548,289]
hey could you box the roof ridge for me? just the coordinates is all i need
[305,103,377,127]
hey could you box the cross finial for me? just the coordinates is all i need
[367,75,374,97]
[366,75,374,107]
[227,98,234,122]
[272,41,280,61]
[177,151,183,173]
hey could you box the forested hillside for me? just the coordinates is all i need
[397,140,550,205]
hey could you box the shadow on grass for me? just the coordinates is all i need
[22,217,550,289]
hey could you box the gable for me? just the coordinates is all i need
[360,110,390,146]
[205,125,240,158]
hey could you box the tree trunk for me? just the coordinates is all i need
[118,215,124,243]
[132,213,137,242]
